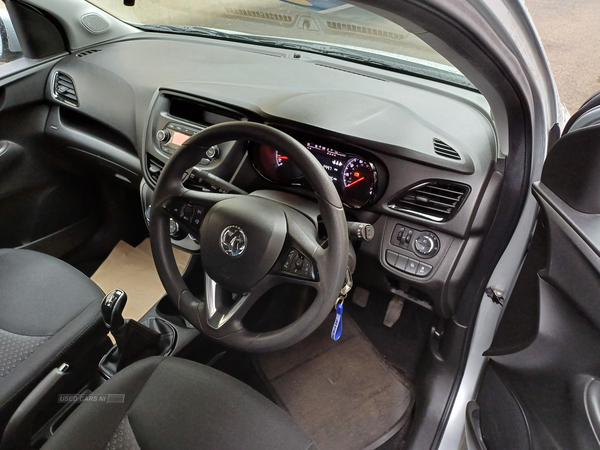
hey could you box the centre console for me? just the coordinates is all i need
[141,90,249,252]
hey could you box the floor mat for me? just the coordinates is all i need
[346,290,434,381]
[91,239,190,320]
[256,314,414,450]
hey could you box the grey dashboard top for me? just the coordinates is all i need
[47,34,496,172]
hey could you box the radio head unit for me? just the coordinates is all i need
[156,122,203,156]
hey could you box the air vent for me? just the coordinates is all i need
[433,138,461,160]
[225,7,292,23]
[326,21,404,40]
[53,72,78,107]
[147,155,164,186]
[389,181,470,222]
[76,49,102,57]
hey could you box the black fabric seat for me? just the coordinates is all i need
[0,249,108,435]
[42,356,315,450]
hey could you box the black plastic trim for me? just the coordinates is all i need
[5,0,68,59]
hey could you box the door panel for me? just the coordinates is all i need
[472,123,600,449]
[0,64,99,256]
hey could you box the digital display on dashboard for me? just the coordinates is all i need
[305,142,346,183]
[171,131,191,146]
[253,139,379,209]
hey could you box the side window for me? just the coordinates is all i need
[0,3,22,64]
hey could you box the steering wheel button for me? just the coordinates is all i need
[180,204,194,221]
[192,206,205,225]
[282,249,298,271]
[301,260,312,278]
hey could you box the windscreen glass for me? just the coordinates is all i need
[86,0,473,89]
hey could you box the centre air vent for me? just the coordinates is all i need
[147,155,164,186]
[53,72,78,107]
[389,180,470,222]
[433,138,461,160]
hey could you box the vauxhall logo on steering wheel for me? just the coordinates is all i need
[220,225,247,257]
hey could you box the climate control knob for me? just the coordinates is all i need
[413,231,440,258]
[156,129,170,143]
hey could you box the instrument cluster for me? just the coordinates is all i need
[251,139,379,209]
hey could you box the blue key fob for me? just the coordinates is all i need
[331,303,343,341]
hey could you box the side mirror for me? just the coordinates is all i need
[0,8,22,63]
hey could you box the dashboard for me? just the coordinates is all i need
[42,33,501,318]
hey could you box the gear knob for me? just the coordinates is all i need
[101,289,127,331]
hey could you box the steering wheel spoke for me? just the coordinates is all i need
[204,273,273,332]
[204,270,323,335]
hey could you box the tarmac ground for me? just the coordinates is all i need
[527,0,600,114]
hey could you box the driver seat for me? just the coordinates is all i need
[41,356,315,450]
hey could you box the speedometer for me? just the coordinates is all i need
[341,157,377,208]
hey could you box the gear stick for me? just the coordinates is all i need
[98,289,177,379]
[101,289,127,333]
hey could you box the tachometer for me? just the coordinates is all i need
[341,157,377,208]
[254,144,303,183]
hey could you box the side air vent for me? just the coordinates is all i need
[147,155,164,186]
[389,181,470,222]
[433,138,461,160]
[76,49,102,57]
[53,72,78,107]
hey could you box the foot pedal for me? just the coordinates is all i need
[383,296,404,328]
[352,287,370,308]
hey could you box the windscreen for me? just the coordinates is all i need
[86,0,473,88]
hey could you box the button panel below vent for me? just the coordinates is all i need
[389,181,470,222]
[52,72,78,107]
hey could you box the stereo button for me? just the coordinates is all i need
[156,129,170,143]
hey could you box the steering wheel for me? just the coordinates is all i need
[150,122,349,352]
